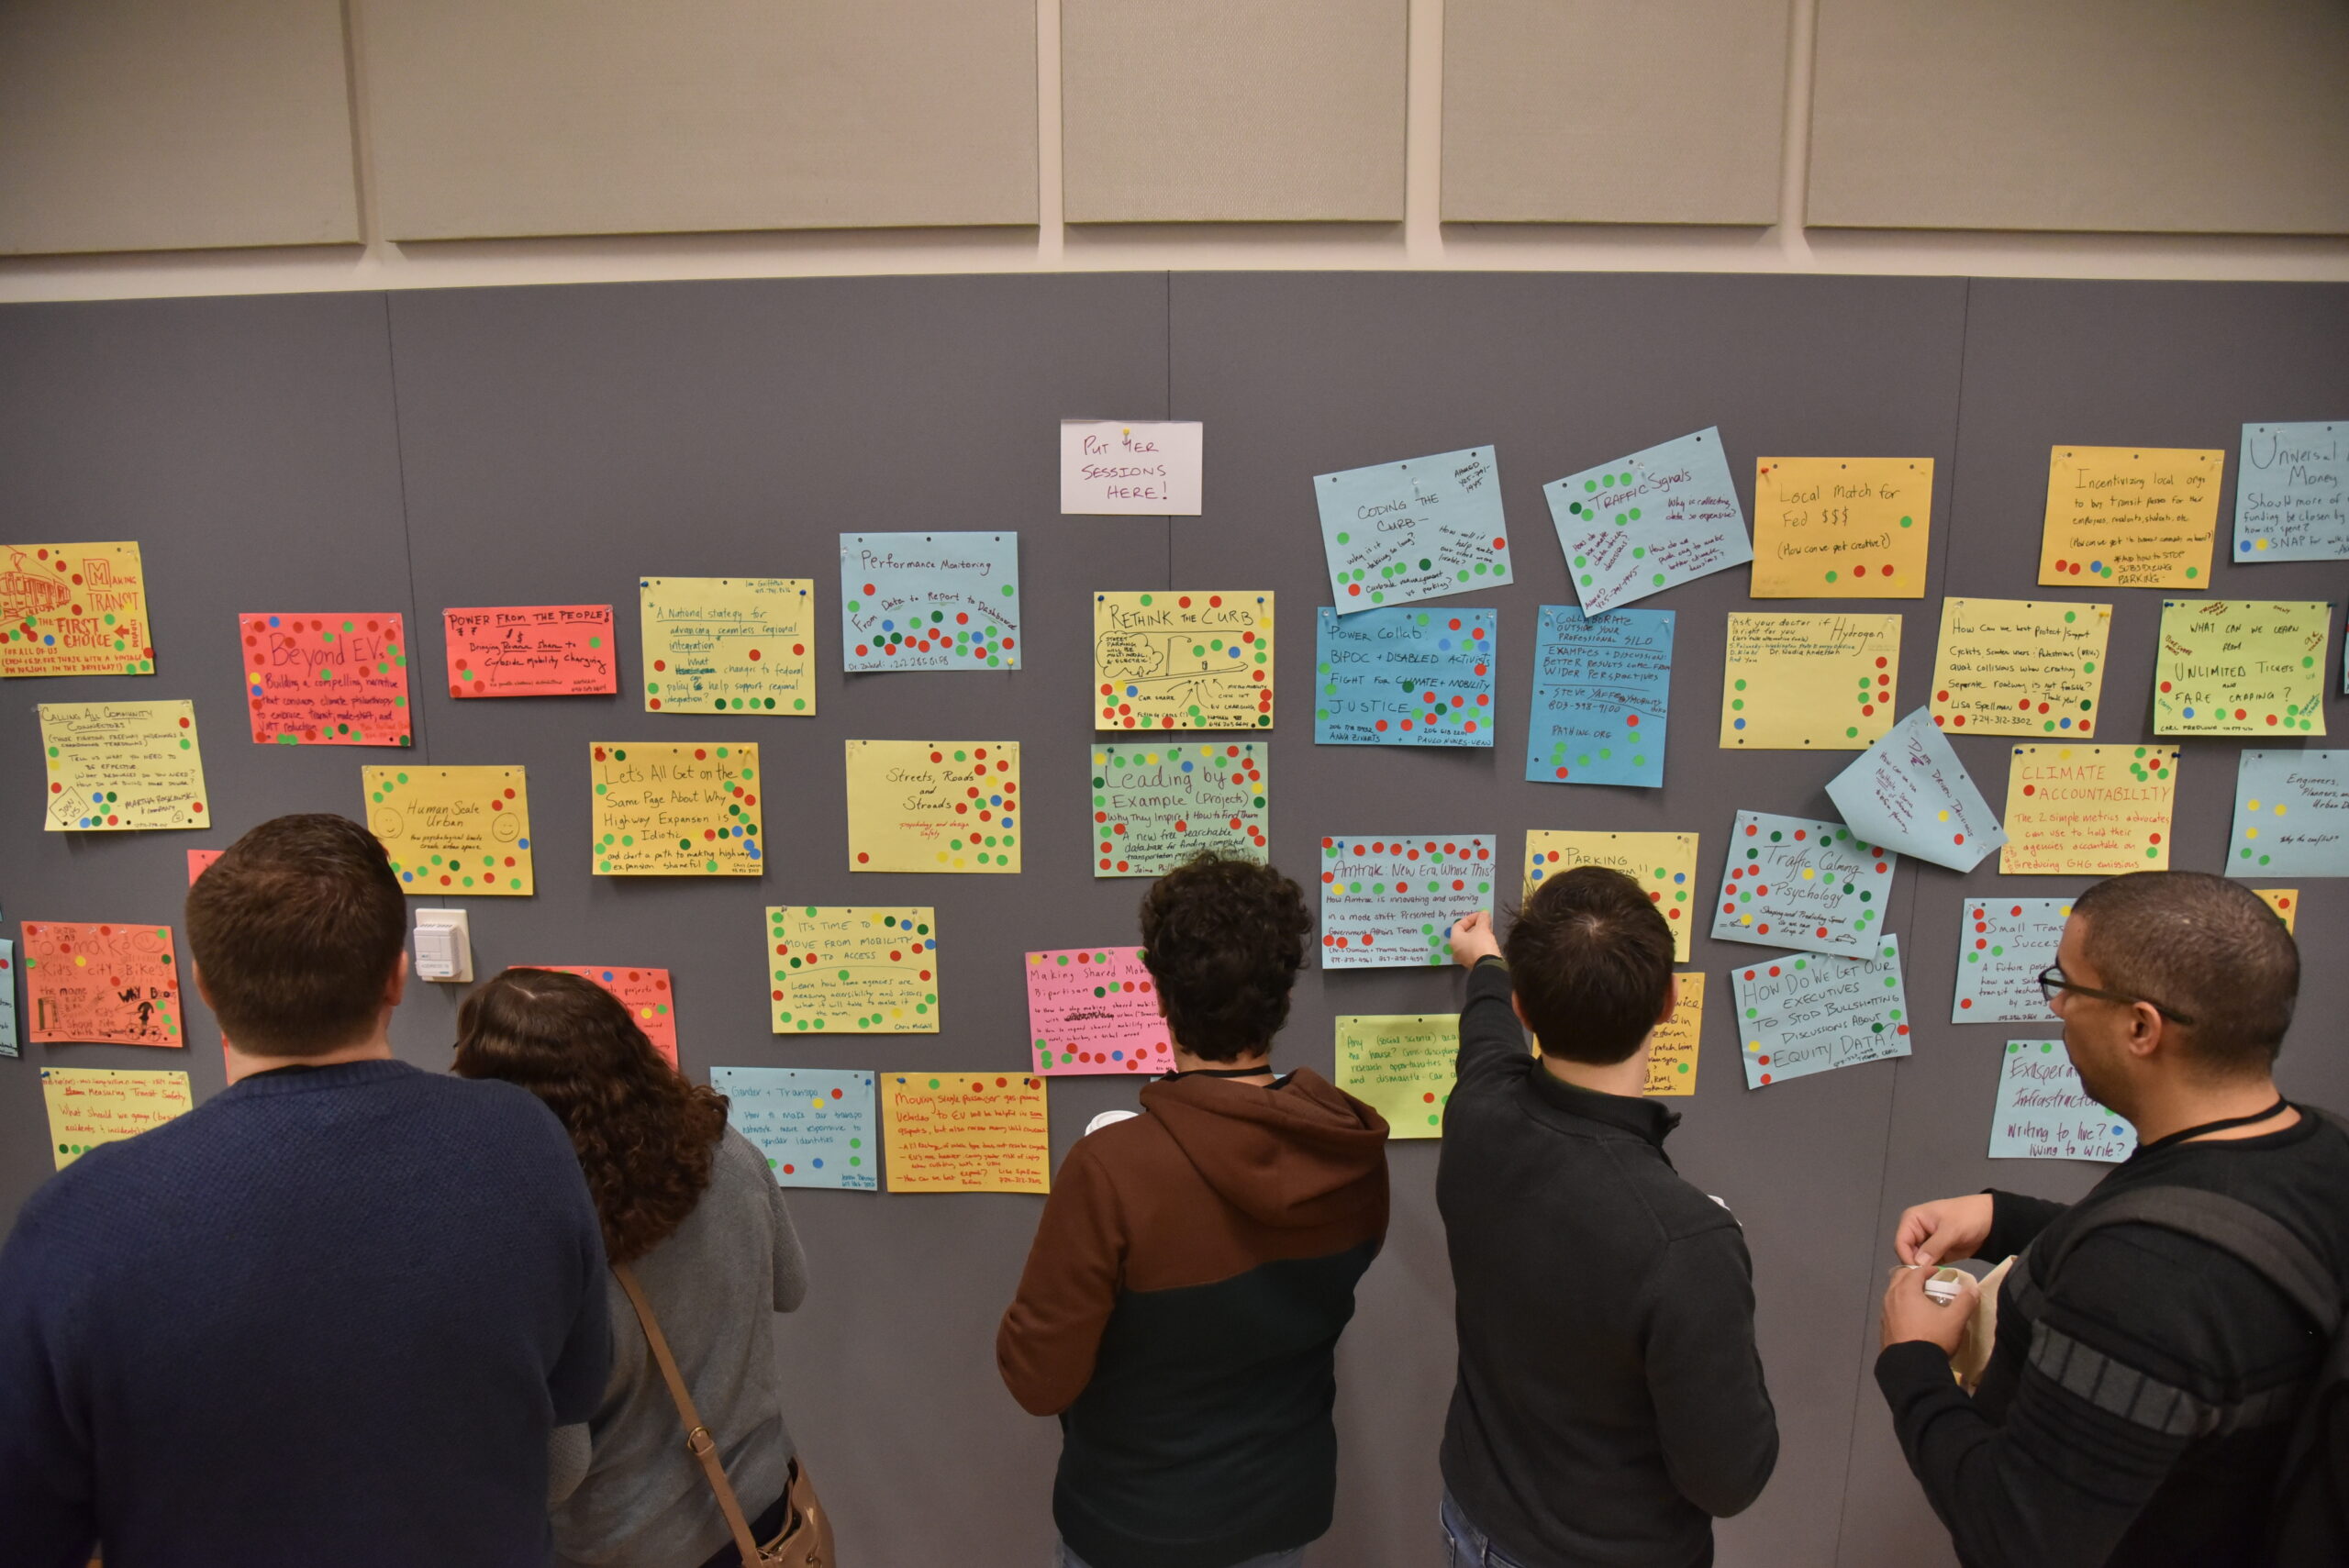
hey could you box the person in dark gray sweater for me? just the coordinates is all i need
[1439,867,1777,1567]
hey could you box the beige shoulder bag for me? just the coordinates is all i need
[611,1264,834,1568]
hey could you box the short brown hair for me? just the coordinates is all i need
[453,969,728,1264]
[1138,853,1311,1062]
[2072,872,2299,1077]
[1505,865,1675,1065]
[185,814,406,1056]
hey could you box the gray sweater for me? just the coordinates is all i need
[548,1127,809,1568]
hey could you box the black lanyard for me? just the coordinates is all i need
[2137,1095,2292,1154]
[1168,1063,1285,1081]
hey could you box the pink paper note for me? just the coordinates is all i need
[534,966,679,1067]
[240,613,412,746]
[443,606,618,697]
[1024,946,1172,1077]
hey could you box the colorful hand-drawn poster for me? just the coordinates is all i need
[1335,1015,1459,1138]
[0,543,153,677]
[1721,613,1900,749]
[841,534,1020,671]
[1092,742,1267,876]
[1061,420,1204,515]
[1825,708,2006,873]
[2228,751,2349,877]
[2233,422,2347,562]
[1750,457,1932,597]
[365,766,532,895]
[590,742,763,875]
[241,613,411,745]
[2254,888,2299,933]
[21,921,182,1046]
[1319,835,1497,968]
[1525,829,1699,962]
[845,741,1019,873]
[443,606,617,697]
[2000,745,2177,874]
[1314,606,1495,746]
[639,577,813,715]
[1094,592,1274,730]
[1525,606,1673,788]
[1644,973,1705,1096]
[1732,939,1910,1089]
[534,966,679,1066]
[1711,812,1897,958]
[1989,1041,2135,1162]
[1316,448,1510,612]
[767,906,937,1034]
[2154,599,2330,736]
[1025,947,1170,1076]
[40,1066,193,1169]
[39,700,208,831]
[880,1073,1051,1194]
[712,1066,879,1190]
[1545,428,1751,616]
[1928,597,2110,737]
[1952,898,2071,1024]
[2038,446,2223,588]
[0,939,17,1058]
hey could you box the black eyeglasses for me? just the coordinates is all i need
[2037,966,2195,1026]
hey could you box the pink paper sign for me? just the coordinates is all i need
[1024,946,1172,1076]
[241,613,412,746]
[444,606,618,697]
[534,966,679,1067]
[21,921,184,1047]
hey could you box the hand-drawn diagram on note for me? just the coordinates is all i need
[1092,742,1267,876]
[1826,707,2006,873]
[2154,598,2331,736]
[1546,428,1751,616]
[1525,605,1672,788]
[21,921,182,1046]
[1751,457,1932,597]
[0,939,17,1058]
[2038,446,2223,588]
[39,700,208,831]
[1720,613,1900,749]
[241,613,411,745]
[1732,939,1910,1090]
[2229,750,2349,877]
[2235,422,2347,562]
[1094,592,1273,729]
[1711,811,1897,958]
[590,742,763,875]
[881,1073,1050,1194]
[768,906,937,1033]
[2254,888,2299,933]
[846,740,1019,873]
[40,1066,193,1170]
[366,765,532,895]
[1319,835,1497,968]
[1526,830,1699,961]
[444,606,616,697]
[640,578,813,714]
[1,542,152,678]
[1990,1041,2135,1162]
[1026,947,1170,1076]
[1315,448,1510,612]
[714,1066,879,1190]
[1929,597,2110,737]
[2000,745,2177,874]
[1314,606,1494,746]
[1952,897,2070,1023]
[1335,1015,1459,1138]
[1061,420,1203,515]
[841,533,1020,672]
[1646,972,1705,1096]
[535,966,678,1065]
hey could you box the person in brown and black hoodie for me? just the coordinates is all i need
[997,852,1391,1568]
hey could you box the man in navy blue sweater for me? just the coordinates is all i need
[0,814,610,1568]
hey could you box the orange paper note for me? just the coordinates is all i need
[1999,745,2179,875]
[241,613,412,746]
[880,1072,1050,1194]
[533,966,679,1066]
[0,542,154,677]
[1750,459,1932,597]
[444,606,617,697]
[21,920,184,1047]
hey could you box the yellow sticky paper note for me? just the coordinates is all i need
[1094,591,1275,731]
[40,1066,193,1170]
[880,1071,1050,1193]
[364,765,533,895]
[589,742,763,875]
[1751,458,1932,598]
[2038,447,2223,589]
[845,740,1020,873]
[39,700,209,831]
[1929,598,2111,738]
[639,577,815,716]
[2000,745,2178,875]
[1646,973,1706,1096]
[1334,1014,1459,1140]
[767,906,939,1033]
[2154,599,2331,737]
[1525,829,1700,962]
[1720,613,1901,749]
[1,542,154,677]
[2254,888,2299,934]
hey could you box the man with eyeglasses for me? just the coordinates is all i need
[1873,871,2349,1567]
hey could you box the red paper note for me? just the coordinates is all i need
[21,921,184,1047]
[444,606,618,697]
[533,965,679,1067]
[240,613,412,746]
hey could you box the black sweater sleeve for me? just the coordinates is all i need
[1642,1225,1779,1517]
[1454,957,1526,1095]
[1977,1188,2069,1262]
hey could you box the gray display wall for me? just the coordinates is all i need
[1,274,2343,1567]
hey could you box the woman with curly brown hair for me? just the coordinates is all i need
[453,967,817,1568]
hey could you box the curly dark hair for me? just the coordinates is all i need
[1138,852,1311,1062]
[451,968,729,1264]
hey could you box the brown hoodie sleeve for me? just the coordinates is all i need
[996,1135,1128,1416]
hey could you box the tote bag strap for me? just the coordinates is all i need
[611,1262,768,1566]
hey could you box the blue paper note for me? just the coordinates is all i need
[1314,448,1512,613]
[0,937,16,1058]
[2228,750,2349,876]
[1319,834,1497,968]
[2235,422,2348,562]
[1989,1040,2135,1162]
[1313,606,1496,747]
[1525,606,1673,788]
[1731,938,1910,1089]
[1712,810,1898,957]
[841,533,1020,672]
[710,1066,879,1191]
[1952,897,2071,1023]
[1545,428,1753,616]
[1825,707,2007,872]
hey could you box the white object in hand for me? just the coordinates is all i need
[1922,1268,1968,1306]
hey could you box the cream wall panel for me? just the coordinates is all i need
[1809,1,2349,234]
[366,0,1037,240]
[1062,0,1406,223]
[1441,0,1787,225]
[0,0,358,256]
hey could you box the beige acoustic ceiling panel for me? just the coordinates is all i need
[1442,0,1788,225]
[0,0,359,256]
[1809,1,2349,233]
[1062,0,1406,223]
[366,0,1038,239]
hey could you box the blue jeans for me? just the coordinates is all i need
[1440,1489,1534,1568]
[1055,1543,1306,1568]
